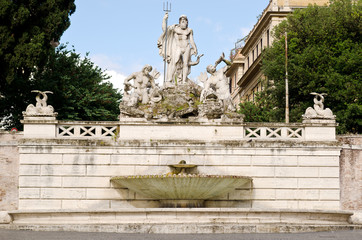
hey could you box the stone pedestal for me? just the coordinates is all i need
[21,90,58,138]
[303,119,337,141]
[21,116,58,138]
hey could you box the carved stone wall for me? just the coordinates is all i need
[17,120,342,210]
[2,127,360,212]
[0,131,22,210]
[339,135,362,210]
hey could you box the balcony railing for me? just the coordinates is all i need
[57,121,118,138]
[55,121,306,140]
[243,123,304,140]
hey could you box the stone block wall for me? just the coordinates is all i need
[0,131,22,210]
[17,137,342,210]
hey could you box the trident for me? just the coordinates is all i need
[163,2,171,84]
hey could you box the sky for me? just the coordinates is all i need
[61,0,270,91]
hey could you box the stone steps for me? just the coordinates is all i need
[2,208,360,234]
[1,223,361,234]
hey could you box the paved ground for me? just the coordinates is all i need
[0,229,362,240]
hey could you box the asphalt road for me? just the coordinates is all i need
[0,229,362,240]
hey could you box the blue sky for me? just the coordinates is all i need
[61,0,269,90]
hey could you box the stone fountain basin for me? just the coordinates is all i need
[111,174,251,201]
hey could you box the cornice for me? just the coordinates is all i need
[241,11,290,54]
[237,55,262,88]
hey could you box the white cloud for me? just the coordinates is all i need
[104,70,126,91]
[88,54,127,91]
[90,54,123,72]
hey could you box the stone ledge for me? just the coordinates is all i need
[21,120,58,124]
[118,118,245,125]
[0,223,361,234]
[17,138,341,148]
[9,207,353,214]
[8,208,353,226]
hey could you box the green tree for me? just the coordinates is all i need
[0,0,76,129]
[238,88,275,122]
[33,45,122,122]
[1,45,122,130]
[0,0,76,84]
[261,0,361,133]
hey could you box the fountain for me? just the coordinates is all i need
[111,160,252,208]
[6,7,356,234]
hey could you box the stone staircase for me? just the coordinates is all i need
[1,208,361,234]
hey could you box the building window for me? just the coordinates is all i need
[229,79,232,93]
[234,73,237,88]
[256,45,259,56]
[261,38,263,50]
[252,50,254,62]
[267,29,270,47]
[247,57,249,68]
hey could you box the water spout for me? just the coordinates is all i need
[168,160,197,175]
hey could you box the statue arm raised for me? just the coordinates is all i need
[213,53,231,73]
[162,13,168,32]
[215,53,231,67]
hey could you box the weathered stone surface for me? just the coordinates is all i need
[1,223,361,234]
[16,133,343,210]
[0,211,11,223]
[0,132,21,211]
[4,208,355,232]
[198,95,223,119]
[119,79,243,121]
[119,105,146,118]
[120,83,202,120]
[349,211,362,224]
[339,135,362,210]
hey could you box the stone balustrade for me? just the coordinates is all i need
[57,121,118,138]
[22,118,337,142]
[244,123,304,140]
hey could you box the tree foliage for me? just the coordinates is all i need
[33,45,122,122]
[0,0,76,84]
[0,1,122,130]
[0,0,76,129]
[238,89,274,122]
[0,45,122,130]
[261,0,361,133]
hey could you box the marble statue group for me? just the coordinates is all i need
[120,13,239,120]
[20,12,334,122]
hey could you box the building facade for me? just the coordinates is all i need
[227,0,329,107]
